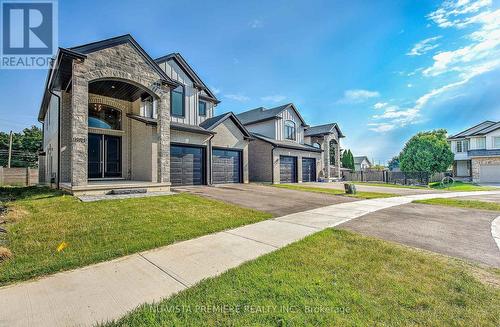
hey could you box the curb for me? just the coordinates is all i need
[491,216,500,252]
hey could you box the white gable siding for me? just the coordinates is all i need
[276,107,304,143]
[486,129,500,149]
[158,60,214,126]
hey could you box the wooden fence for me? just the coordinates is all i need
[342,170,446,185]
[0,167,38,186]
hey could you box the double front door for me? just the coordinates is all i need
[88,133,122,179]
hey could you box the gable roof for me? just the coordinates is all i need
[251,133,322,153]
[70,34,177,87]
[448,120,497,139]
[155,53,219,103]
[304,123,345,138]
[354,156,372,165]
[236,103,308,126]
[199,112,252,139]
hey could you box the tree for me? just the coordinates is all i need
[399,129,453,176]
[388,156,400,171]
[341,149,355,170]
[0,126,42,167]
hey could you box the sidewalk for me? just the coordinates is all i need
[1,191,499,327]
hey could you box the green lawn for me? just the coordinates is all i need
[104,229,500,327]
[414,198,500,211]
[429,181,495,191]
[0,186,271,286]
[273,184,396,199]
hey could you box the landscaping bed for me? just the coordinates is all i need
[0,186,271,286]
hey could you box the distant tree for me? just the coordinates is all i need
[0,126,42,167]
[388,156,400,171]
[371,164,386,171]
[341,149,355,170]
[399,129,453,176]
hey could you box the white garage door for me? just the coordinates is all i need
[480,165,500,183]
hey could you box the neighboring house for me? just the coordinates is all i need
[236,104,344,183]
[448,121,500,183]
[354,156,372,171]
[38,34,252,195]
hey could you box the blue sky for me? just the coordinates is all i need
[0,0,499,163]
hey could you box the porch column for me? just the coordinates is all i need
[335,142,341,178]
[156,88,171,184]
[70,63,88,186]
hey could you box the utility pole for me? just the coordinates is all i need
[7,131,13,168]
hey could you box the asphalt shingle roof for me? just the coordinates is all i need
[449,120,498,138]
[251,133,322,153]
[304,123,345,138]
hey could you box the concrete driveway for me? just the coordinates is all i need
[338,203,500,267]
[174,183,357,216]
[301,182,444,195]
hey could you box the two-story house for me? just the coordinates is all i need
[354,156,372,171]
[448,120,500,183]
[38,34,252,195]
[236,104,344,183]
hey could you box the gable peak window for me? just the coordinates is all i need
[198,100,207,116]
[284,120,296,141]
[171,85,185,117]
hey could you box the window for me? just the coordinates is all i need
[456,141,462,152]
[171,85,184,117]
[313,142,321,149]
[88,104,121,130]
[476,137,486,149]
[494,137,500,149]
[198,100,207,116]
[284,120,296,141]
[464,139,469,152]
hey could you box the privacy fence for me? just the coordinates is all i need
[0,167,38,186]
[342,170,446,185]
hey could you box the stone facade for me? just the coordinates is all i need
[308,133,341,179]
[471,157,500,182]
[68,42,171,187]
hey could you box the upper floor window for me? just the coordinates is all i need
[171,85,185,117]
[284,120,296,141]
[456,140,469,153]
[476,137,486,149]
[198,100,207,116]
[88,103,121,130]
[313,142,321,149]
[494,137,500,149]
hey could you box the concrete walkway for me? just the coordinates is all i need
[1,190,499,327]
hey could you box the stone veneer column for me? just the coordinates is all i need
[323,136,331,179]
[156,87,170,184]
[335,141,341,178]
[60,91,72,183]
[70,62,88,186]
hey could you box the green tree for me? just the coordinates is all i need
[399,129,453,176]
[341,149,355,170]
[0,126,42,167]
[388,156,400,171]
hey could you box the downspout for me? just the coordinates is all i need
[49,89,61,189]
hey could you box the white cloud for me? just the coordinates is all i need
[427,0,491,28]
[224,94,250,102]
[337,89,380,104]
[407,83,413,88]
[249,19,263,28]
[210,86,221,94]
[407,36,442,56]
[368,123,396,133]
[260,95,286,103]
[373,102,388,109]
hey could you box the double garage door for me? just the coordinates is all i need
[279,156,316,183]
[480,165,500,183]
[170,145,242,186]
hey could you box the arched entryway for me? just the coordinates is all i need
[87,79,158,180]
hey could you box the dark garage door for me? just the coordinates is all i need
[212,149,242,184]
[280,156,297,183]
[170,145,205,186]
[302,158,316,182]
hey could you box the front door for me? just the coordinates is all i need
[88,133,122,179]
